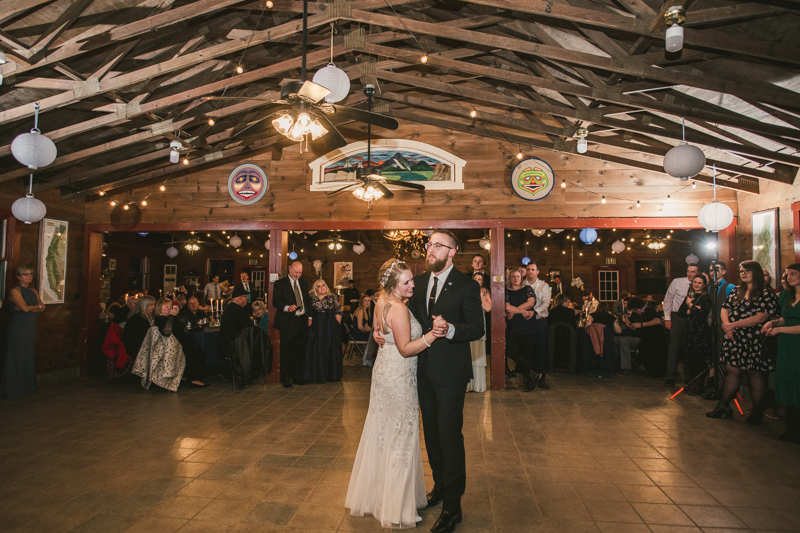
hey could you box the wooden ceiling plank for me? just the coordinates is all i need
[0,0,54,25]
[347,10,800,110]
[27,0,96,61]
[92,41,139,81]
[684,3,790,27]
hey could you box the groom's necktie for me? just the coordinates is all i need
[428,276,438,320]
[292,280,304,314]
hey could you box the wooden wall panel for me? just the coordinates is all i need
[83,124,737,224]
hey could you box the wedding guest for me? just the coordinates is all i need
[707,261,779,423]
[472,254,486,274]
[153,298,208,388]
[351,295,373,343]
[582,292,599,316]
[304,279,343,382]
[121,295,156,365]
[112,294,138,325]
[1,267,45,399]
[178,297,208,326]
[612,291,629,322]
[505,270,540,391]
[616,297,662,375]
[586,302,621,333]
[763,264,800,441]
[252,301,269,336]
[344,279,360,310]
[204,275,222,301]
[663,264,699,387]
[221,287,252,342]
[549,294,577,329]
[106,294,126,322]
[681,275,713,395]
[467,272,491,392]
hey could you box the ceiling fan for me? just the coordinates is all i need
[325,85,426,200]
[202,0,398,150]
[316,233,353,252]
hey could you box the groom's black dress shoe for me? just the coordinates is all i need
[430,509,462,533]
[425,486,443,508]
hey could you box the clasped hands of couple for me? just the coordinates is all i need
[375,314,449,347]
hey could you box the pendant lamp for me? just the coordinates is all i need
[698,165,734,232]
[312,25,350,103]
[663,118,705,181]
[353,242,366,254]
[229,233,242,248]
[579,228,598,245]
[611,240,626,253]
[11,103,58,169]
[12,174,47,224]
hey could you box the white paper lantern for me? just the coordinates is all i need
[264,239,270,250]
[229,234,242,248]
[11,130,57,169]
[663,141,705,181]
[166,246,179,258]
[11,193,46,224]
[353,242,366,254]
[698,201,734,232]
[611,240,626,253]
[551,229,564,233]
[313,63,350,103]
[685,254,699,264]
[531,229,546,237]
[579,228,597,245]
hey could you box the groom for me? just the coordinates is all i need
[412,229,485,533]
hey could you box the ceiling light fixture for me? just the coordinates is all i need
[576,127,588,154]
[11,174,47,224]
[663,118,705,180]
[664,6,686,52]
[698,164,734,232]
[169,140,182,164]
[312,26,351,104]
[11,102,57,169]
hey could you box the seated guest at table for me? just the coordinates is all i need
[616,297,663,376]
[586,302,622,334]
[152,298,208,388]
[351,295,373,343]
[175,293,187,310]
[121,295,155,369]
[219,280,233,303]
[179,297,208,326]
[304,279,343,382]
[107,293,126,321]
[680,275,713,395]
[343,279,360,311]
[221,287,253,342]
[582,292,599,316]
[112,294,138,325]
[252,301,269,336]
[548,294,577,328]
[611,292,629,322]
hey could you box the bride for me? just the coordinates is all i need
[345,259,444,528]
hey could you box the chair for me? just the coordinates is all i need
[581,324,615,376]
[342,321,367,360]
[548,323,577,372]
[227,326,272,389]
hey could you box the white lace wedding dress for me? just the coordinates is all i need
[345,308,426,528]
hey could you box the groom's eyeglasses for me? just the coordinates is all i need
[425,242,454,252]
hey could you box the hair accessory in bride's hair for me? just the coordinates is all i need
[380,260,406,287]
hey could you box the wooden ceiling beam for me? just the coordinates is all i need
[26,0,95,62]
[0,0,53,25]
[684,3,790,27]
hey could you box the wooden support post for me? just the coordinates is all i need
[489,226,505,390]
[266,229,284,383]
[80,229,103,377]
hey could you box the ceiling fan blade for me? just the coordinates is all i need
[373,181,394,199]
[375,178,426,191]
[314,113,348,149]
[298,81,331,104]
[326,183,357,197]
[329,105,399,130]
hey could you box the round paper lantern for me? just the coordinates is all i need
[685,253,699,265]
[229,234,242,248]
[11,130,58,169]
[288,251,298,260]
[611,240,626,253]
[663,141,705,181]
[264,239,270,250]
[313,63,350,103]
[11,193,46,224]
[353,242,366,254]
[166,246,179,258]
[698,201,733,232]
[531,229,546,237]
[579,228,597,245]
[551,229,564,233]
[521,257,531,266]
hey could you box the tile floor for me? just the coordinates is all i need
[1,361,799,533]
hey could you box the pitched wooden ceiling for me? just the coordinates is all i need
[1,0,799,200]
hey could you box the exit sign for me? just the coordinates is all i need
[606,258,616,265]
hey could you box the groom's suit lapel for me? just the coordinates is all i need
[431,273,457,315]
[415,273,432,330]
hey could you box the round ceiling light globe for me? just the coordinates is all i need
[229,235,242,248]
[166,246,179,258]
[663,141,705,180]
[579,228,598,245]
[611,240,626,253]
[685,253,699,264]
[264,239,270,250]
[11,131,58,169]
[11,194,47,224]
[698,201,734,232]
[313,64,351,103]
[531,229,546,237]
[353,242,366,254]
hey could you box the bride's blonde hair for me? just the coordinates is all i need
[378,258,409,293]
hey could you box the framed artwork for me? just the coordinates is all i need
[510,158,555,201]
[228,164,268,205]
[108,258,117,270]
[309,139,466,191]
[37,218,69,305]
[334,262,353,289]
[752,208,779,281]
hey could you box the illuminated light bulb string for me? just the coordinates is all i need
[559,179,696,209]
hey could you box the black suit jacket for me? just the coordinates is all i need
[272,276,311,331]
[410,267,484,387]
[548,305,577,329]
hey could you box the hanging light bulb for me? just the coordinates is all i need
[182,158,189,165]
[636,200,641,207]
[159,185,166,192]
[313,63,351,103]
[469,110,477,118]
[561,180,566,188]
[601,196,607,204]
[207,118,215,126]
[664,6,686,52]
[98,191,105,196]
[11,103,58,169]
[141,200,147,206]
[266,0,273,7]
[517,152,524,160]
[421,55,428,64]
[576,127,588,154]
[698,165,734,232]
[692,181,697,189]
[235,65,244,74]
[123,204,130,211]
[110,201,117,207]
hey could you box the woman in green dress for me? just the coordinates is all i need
[763,263,800,442]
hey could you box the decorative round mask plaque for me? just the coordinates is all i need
[510,158,554,201]
[228,164,267,205]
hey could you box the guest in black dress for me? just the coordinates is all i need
[681,275,713,394]
[120,295,155,368]
[154,298,208,387]
[707,261,779,423]
[505,270,540,391]
[351,295,373,343]
[304,279,343,382]
[1,266,45,399]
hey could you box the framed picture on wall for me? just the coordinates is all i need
[334,262,353,289]
[108,258,116,270]
[752,208,779,282]
[37,218,69,305]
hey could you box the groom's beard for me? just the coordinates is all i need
[426,255,447,273]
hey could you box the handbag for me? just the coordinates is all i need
[759,332,779,361]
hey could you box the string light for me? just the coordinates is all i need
[692,181,696,189]
[159,185,166,192]
[636,200,641,207]
[110,201,116,206]
[141,200,147,206]
[517,152,523,160]
[266,0,273,7]
[601,196,606,204]
[561,180,566,188]
[235,65,244,74]
[123,204,129,211]
[98,191,105,196]
[421,55,428,63]
[469,110,477,118]
[182,158,189,165]
[207,118,215,126]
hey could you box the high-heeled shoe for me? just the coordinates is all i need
[706,403,733,419]
[745,408,764,425]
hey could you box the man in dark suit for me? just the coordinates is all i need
[410,229,484,533]
[548,294,577,329]
[221,287,252,341]
[272,261,311,388]
[234,271,253,313]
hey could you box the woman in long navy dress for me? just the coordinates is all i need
[304,279,343,382]
[1,266,45,399]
